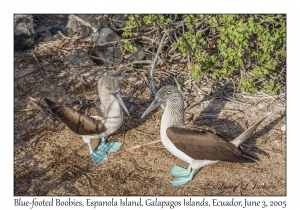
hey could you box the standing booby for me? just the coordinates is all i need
[141,85,269,186]
[30,76,130,163]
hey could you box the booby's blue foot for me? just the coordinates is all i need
[91,151,108,163]
[171,169,195,187]
[97,142,123,153]
[170,165,191,177]
[88,143,108,163]
[97,137,123,153]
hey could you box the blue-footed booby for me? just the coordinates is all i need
[141,85,269,186]
[30,76,129,163]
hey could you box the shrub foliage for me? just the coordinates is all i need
[121,14,286,94]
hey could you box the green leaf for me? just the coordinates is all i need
[177,77,184,84]
[212,72,217,80]
[223,60,228,67]
[212,17,218,24]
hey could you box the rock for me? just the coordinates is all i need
[77,14,108,32]
[108,14,127,35]
[281,124,286,132]
[50,21,68,36]
[66,14,108,36]
[91,27,120,45]
[66,14,127,37]
[89,26,125,67]
[33,14,68,42]
[88,45,123,67]
[89,25,146,67]
[66,15,93,37]
[111,14,127,28]
[89,45,145,68]
[14,14,37,51]
[63,14,145,68]
[36,21,68,42]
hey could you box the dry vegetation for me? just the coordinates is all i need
[14,15,286,196]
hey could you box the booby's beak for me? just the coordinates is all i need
[141,99,163,118]
[114,92,130,116]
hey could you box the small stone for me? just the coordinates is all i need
[281,125,286,132]
[91,27,119,45]
[50,21,68,36]
[67,14,106,34]
[14,14,37,51]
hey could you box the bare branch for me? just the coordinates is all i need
[126,140,162,151]
[150,32,167,96]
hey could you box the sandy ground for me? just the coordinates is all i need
[14,25,286,196]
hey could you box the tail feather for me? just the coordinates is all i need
[44,98,56,108]
[29,97,61,120]
[241,149,260,161]
[28,97,49,109]
[231,113,271,147]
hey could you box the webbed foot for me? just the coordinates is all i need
[97,142,123,153]
[170,165,191,177]
[88,143,108,163]
[170,165,195,186]
[97,137,123,153]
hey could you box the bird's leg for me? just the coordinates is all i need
[100,137,106,147]
[170,165,192,177]
[171,168,195,186]
[87,143,108,163]
[97,137,123,153]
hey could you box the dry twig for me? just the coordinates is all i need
[58,31,71,40]
[150,32,167,96]
[127,140,162,151]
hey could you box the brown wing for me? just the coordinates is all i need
[68,99,104,117]
[50,104,107,135]
[73,103,105,117]
[166,126,255,162]
[190,125,232,143]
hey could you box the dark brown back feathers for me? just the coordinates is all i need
[166,126,256,162]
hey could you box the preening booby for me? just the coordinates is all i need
[30,76,129,163]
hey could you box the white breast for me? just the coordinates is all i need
[160,110,193,164]
[99,98,123,138]
[160,110,219,170]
